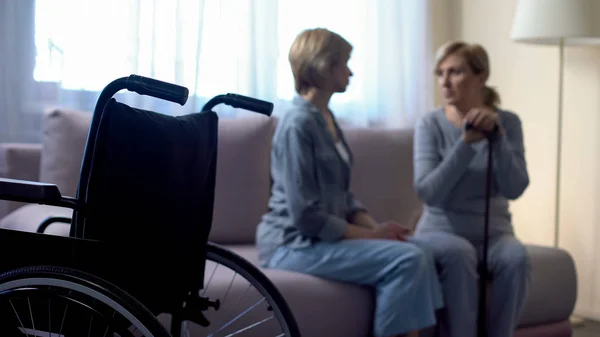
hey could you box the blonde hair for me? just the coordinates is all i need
[289,28,353,94]
[434,41,501,108]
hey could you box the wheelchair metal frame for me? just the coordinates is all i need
[0,75,282,337]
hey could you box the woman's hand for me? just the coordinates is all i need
[344,221,412,241]
[374,221,413,241]
[350,211,380,230]
[465,106,499,132]
[463,106,499,144]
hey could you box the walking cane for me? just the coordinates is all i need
[465,122,499,337]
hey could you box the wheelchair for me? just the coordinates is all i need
[0,75,301,337]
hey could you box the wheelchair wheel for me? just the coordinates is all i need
[182,242,300,337]
[0,265,171,337]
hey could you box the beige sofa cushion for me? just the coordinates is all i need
[0,204,72,236]
[39,108,92,198]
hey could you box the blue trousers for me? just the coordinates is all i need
[267,239,444,337]
[411,232,531,337]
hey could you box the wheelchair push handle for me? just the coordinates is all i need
[126,75,189,106]
[202,93,274,116]
[99,75,273,116]
[225,94,274,116]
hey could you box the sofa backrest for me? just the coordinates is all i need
[344,126,422,228]
[37,107,421,245]
[209,112,275,243]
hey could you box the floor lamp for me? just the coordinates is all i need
[510,0,600,327]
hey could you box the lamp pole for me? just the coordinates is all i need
[554,37,564,248]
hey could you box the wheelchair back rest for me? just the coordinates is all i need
[76,98,219,254]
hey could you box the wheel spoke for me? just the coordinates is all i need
[201,262,219,297]
[59,303,68,336]
[208,297,266,336]
[28,297,36,334]
[220,272,238,308]
[10,299,30,337]
[102,311,116,337]
[88,315,93,337]
[221,316,274,337]
[48,298,52,337]
[207,283,252,336]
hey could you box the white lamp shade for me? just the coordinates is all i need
[511,0,600,45]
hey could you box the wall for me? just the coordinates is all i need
[440,0,600,319]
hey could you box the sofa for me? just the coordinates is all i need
[0,106,577,337]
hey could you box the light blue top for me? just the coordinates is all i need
[413,107,530,242]
[255,96,366,267]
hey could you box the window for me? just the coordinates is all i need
[34,0,369,105]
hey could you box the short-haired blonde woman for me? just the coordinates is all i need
[412,41,531,337]
[256,28,443,337]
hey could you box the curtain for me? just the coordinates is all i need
[1,0,436,143]
[0,0,37,143]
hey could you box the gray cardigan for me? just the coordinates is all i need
[255,96,366,267]
[414,108,530,241]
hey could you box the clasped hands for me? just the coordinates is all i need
[373,221,413,241]
[463,106,500,144]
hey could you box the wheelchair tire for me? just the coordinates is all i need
[205,242,301,337]
[0,265,171,337]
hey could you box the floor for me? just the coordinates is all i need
[572,319,600,337]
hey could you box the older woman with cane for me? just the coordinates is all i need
[412,40,531,337]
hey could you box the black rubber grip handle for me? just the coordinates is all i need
[464,122,499,133]
[126,75,189,106]
[225,93,274,116]
[464,122,476,131]
[464,122,500,141]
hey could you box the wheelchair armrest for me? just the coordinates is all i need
[0,178,78,209]
[38,216,73,234]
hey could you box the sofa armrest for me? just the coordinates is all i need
[518,244,578,327]
[0,143,43,220]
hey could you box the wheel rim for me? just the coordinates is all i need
[0,277,156,337]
